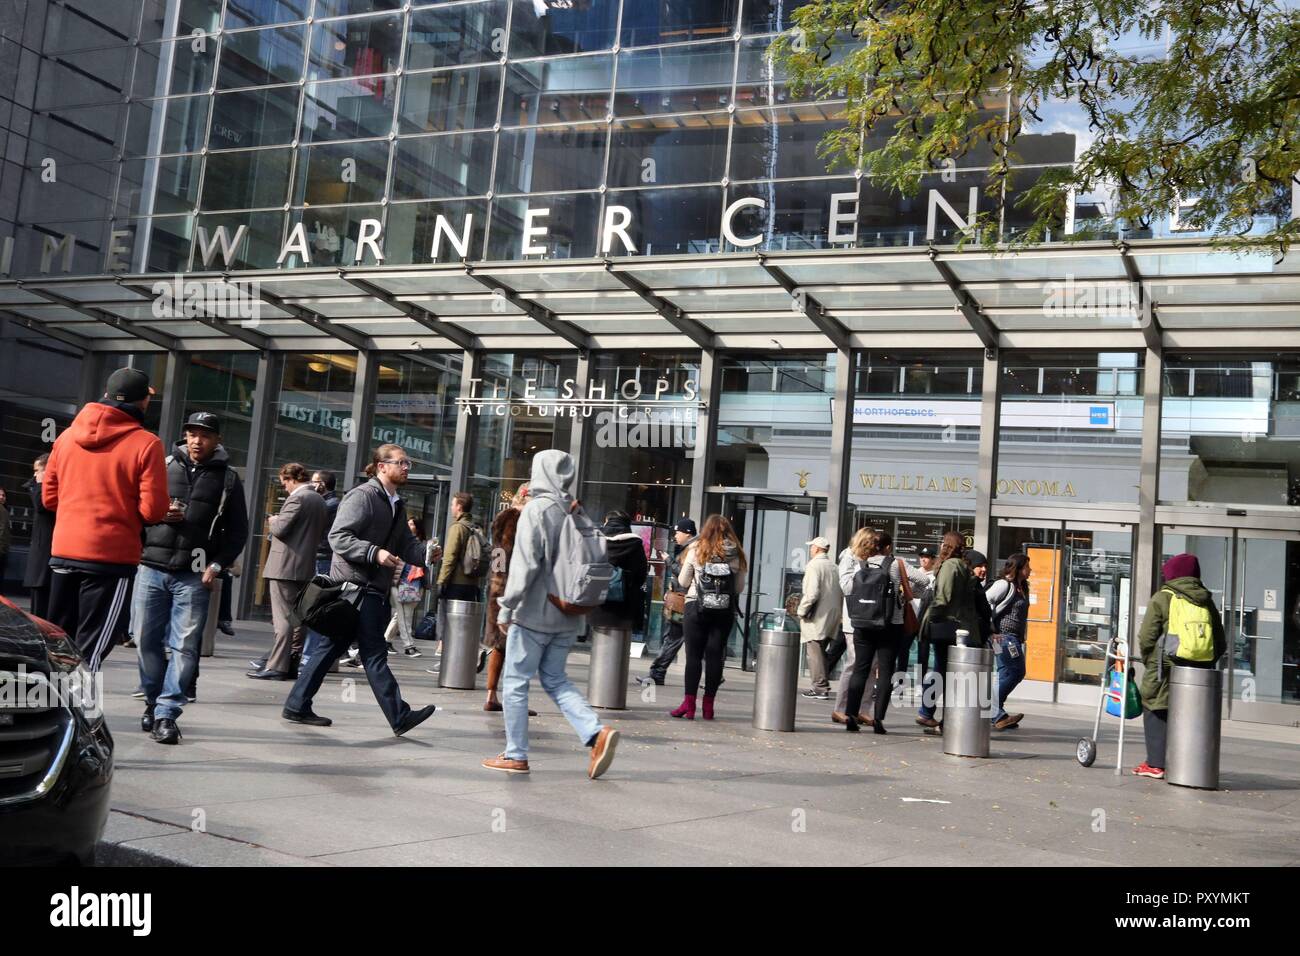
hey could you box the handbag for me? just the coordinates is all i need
[897,559,919,637]
[926,619,960,646]
[292,575,364,641]
[663,590,686,617]
[413,611,436,642]
[1105,666,1142,719]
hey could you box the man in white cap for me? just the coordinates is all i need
[797,536,843,700]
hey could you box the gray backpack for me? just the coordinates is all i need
[546,500,614,615]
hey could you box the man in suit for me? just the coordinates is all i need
[249,462,330,681]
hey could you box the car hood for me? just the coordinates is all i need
[0,597,67,673]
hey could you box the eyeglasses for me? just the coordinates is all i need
[381,459,412,469]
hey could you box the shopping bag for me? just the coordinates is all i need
[1105,666,1141,719]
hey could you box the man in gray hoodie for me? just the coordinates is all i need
[481,449,620,779]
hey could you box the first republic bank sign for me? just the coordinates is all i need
[9,187,1002,276]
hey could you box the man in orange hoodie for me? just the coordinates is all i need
[43,367,169,672]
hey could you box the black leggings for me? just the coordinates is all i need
[683,602,731,697]
[845,624,900,724]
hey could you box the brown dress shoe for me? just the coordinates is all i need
[831,711,848,725]
[857,714,875,726]
[588,726,620,780]
[482,753,530,774]
[915,715,941,728]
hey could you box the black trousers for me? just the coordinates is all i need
[824,631,848,676]
[1142,706,1169,768]
[845,623,900,724]
[47,568,132,673]
[218,570,233,622]
[683,603,730,697]
[285,589,410,729]
[649,618,685,682]
[28,583,51,620]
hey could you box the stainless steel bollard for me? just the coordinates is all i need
[588,624,632,709]
[200,576,222,658]
[1166,665,1222,790]
[752,628,800,731]
[437,599,483,689]
[942,644,994,758]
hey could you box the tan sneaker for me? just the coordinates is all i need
[831,711,848,725]
[482,753,530,774]
[588,726,620,780]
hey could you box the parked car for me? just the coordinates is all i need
[0,596,113,865]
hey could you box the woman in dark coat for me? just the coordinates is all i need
[592,510,650,633]
[484,484,533,713]
[23,454,54,619]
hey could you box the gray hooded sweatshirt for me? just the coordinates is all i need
[496,449,581,634]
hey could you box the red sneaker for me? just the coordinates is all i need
[1131,762,1165,779]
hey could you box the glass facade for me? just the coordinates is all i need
[13,0,1275,278]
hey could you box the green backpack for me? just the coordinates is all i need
[1160,588,1215,663]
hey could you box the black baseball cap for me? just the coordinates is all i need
[965,549,988,568]
[918,546,935,557]
[674,517,697,535]
[184,411,221,434]
[104,367,155,402]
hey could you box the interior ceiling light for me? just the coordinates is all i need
[307,360,331,373]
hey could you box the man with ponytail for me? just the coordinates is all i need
[282,444,436,736]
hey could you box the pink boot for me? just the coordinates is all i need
[670,694,696,719]
[701,695,715,721]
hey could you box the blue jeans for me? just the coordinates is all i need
[135,565,211,722]
[502,622,602,762]
[300,557,333,670]
[992,634,1027,722]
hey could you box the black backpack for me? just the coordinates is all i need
[696,560,736,614]
[847,561,895,629]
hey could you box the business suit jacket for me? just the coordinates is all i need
[263,487,330,583]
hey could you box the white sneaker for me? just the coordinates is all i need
[403,646,422,658]
[131,689,146,700]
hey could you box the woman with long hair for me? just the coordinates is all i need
[671,514,747,720]
[916,531,981,729]
[984,553,1031,730]
[484,484,536,715]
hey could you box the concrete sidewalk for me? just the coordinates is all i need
[97,622,1300,867]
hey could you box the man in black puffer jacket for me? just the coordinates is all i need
[136,413,248,745]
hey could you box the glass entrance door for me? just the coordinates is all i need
[995,517,1136,703]
[718,492,826,669]
[1159,525,1300,724]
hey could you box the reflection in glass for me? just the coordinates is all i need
[136,215,195,273]
[502,56,613,127]
[614,43,733,115]
[399,65,502,133]
[216,25,306,89]
[386,199,490,263]
[729,106,853,181]
[315,0,402,17]
[742,0,816,34]
[133,38,218,98]
[607,117,728,188]
[620,2,739,48]
[495,125,608,194]
[308,14,403,80]
[193,210,287,269]
[288,205,386,266]
[293,140,390,206]
[300,76,397,142]
[391,132,494,200]
[406,1,508,70]
[509,0,619,57]
[200,148,293,210]
[487,193,601,260]
[603,186,723,255]
[225,0,308,29]
[210,86,300,149]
